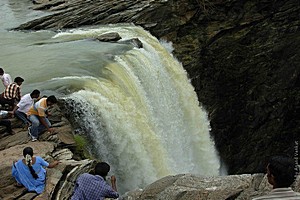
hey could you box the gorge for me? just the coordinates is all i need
[17,0,300,175]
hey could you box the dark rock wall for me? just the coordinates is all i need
[17,0,300,174]
[173,0,300,174]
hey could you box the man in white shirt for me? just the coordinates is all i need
[252,156,300,200]
[12,89,40,128]
[0,67,12,88]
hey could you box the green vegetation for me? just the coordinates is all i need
[74,135,93,159]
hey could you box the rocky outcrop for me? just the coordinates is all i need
[0,104,95,200]
[122,173,300,200]
[119,38,143,48]
[15,0,300,176]
[95,32,122,42]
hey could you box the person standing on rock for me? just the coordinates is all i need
[252,156,300,200]
[71,161,119,200]
[27,95,57,142]
[0,67,12,88]
[12,146,59,194]
[12,89,40,129]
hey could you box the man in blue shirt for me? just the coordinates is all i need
[71,162,119,200]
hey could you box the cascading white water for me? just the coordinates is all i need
[0,0,222,194]
[56,26,221,193]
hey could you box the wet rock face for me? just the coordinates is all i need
[16,0,300,174]
[185,0,300,174]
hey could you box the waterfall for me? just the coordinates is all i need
[57,25,220,193]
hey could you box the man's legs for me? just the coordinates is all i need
[0,97,13,110]
[15,110,31,126]
[28,115,51,138]
[28,115,40,138]
[0,119,14,134]
[37,117,51,134]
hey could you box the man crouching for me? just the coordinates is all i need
[71,162,119,200]
[27,95,57,142]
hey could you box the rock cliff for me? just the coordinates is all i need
[16,0,300,176]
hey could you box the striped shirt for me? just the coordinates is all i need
[253,188,300,200]
[3,82,21,100]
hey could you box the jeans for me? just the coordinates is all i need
[28,115,51,138]
[15,110,31,125]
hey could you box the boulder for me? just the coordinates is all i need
[119,38,143,48]
[122,173,300,200]
[95,32,122,42]
[123,174,258,200]
[55,160,96,199]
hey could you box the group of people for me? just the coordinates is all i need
[2,66,119,199]
[0,67,57,141]
[12,147,299,199]
[12,147,119,199]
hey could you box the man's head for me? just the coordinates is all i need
[267,156,298,188]
[95,162,110,178]
[30,89,40,99]
[0,68,4,75]
[46,95,57,106]
[14,77,24,86]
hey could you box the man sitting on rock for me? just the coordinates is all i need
[12,89,40,129]
[0,76,24,110]
[71,162,119,200]
[27,95,57,142]
[252,156,300,199]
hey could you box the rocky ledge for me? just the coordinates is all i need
[0,103,96,200]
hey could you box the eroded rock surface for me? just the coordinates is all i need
[123,173,300,200]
